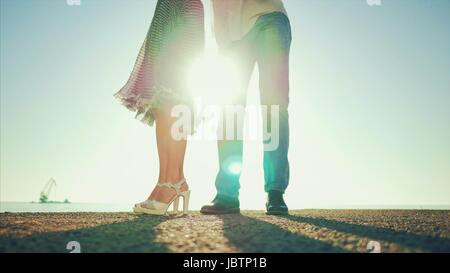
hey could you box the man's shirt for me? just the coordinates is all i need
[212,0,287,48]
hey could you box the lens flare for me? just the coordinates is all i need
[228,162,242,175]
[187,53,241,104]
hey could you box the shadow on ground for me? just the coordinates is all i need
[218,214,347,252]
[0,216,168,253]
[280,215,450,253]
[1,212,449,253]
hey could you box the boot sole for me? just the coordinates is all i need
[200,208,240,215]
[266,210,289,215]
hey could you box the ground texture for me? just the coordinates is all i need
[0,210,449,253]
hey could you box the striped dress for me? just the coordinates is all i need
[114,0,204,126]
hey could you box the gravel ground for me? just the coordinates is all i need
[0,210,449,253]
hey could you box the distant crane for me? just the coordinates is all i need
[39,178,57,203]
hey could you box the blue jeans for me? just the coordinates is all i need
[215,12,292,199]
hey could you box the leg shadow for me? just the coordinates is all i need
[218,214,346,253]
[0,215,169,253]
[280,214,450,253]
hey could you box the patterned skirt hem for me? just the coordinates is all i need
[113,85,191,127]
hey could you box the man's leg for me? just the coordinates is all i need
[256,13,292,214]
[201,40,256,214]
[214,107,246,200]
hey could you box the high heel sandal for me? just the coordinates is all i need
[133,178,190,216]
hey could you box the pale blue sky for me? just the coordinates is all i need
[1,0,449,209]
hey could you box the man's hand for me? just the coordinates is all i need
[211,0,242,49]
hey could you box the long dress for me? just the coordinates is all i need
[114,0,204,126]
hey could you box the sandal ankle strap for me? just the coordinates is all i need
[157,178,186,195]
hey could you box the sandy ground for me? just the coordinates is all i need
[0,210,449,253]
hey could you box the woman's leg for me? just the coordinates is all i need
[146,109,168,200]
[149,107,189,203]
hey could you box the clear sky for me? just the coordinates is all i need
[1,0,449,209]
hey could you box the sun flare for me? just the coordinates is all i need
[187,51,242,105]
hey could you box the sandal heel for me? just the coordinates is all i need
[181,190,191,215]
[173,196,180,213]
[133,178,190,216]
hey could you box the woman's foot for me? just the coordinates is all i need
[152,179,189,203]
[145,178,188,202]
[134,178,190,214]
